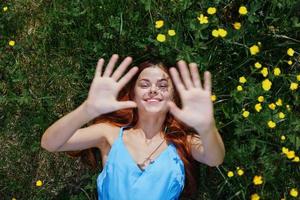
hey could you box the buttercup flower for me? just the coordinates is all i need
[262,79,272,91]
[155,20,164,28]
[268,120,276,128]
[281,135,286,141]
[273,67,281,76]
[233,22,241,30]
[218,28,227,37]
[227,171,234,177]
[257,96,264,102]
[286,150,295,159]
[207,7,217,15]
[292,156,299,162]
[156,34,166,42]
[211,95,217,102]
[242,110,250,118]
[253,175,263,185]
[239,6,248,15]
[278,112,285,119]
[268,103,276,110]
[212,29,219,37]
[3,6,8,12]
[255,62,262,69]
[297,74,300,81]
[275,98,282,106]
[237,85,243,91]
[255,103,262,112]
[251,193,260,200]
[239,76,247,83]
[36,180,43,187]
[287,48,295,56]
[288,60,293,65]
[198,14,208,24]
[282,147,289,154]
[168,30,176,36]
[286,104,291,111]
[250,45,260,55]
[290,82,298,90]
[9,40,15,46]
[237,169,244,176]
[290,188,298,197]
[260,67,268,77]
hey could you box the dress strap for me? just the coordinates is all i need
[119,125,133,138]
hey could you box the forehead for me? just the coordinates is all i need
[138,66,170,80]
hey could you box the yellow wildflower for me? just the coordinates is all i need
[155,20,164,28]
[168,29,176,36]
[227,171,234,177]
[273,67,281,76]
[262,79,272,91]
[297,74,300,81]
[290,188,298,197]
[239,76,247,83]
[3,6,8,12]
[197,14,208,24]
[288,60,293,65]
[260,67,268,77]
[233,22,241,30]
[290,82,298,90]
[36,180,43,187]
[211,94,217,102]
[250,45,260,55]
[251,193,260,200]
[292,156,299,162]
[253,175,263,185]
[286,150,295,159]
[12,198,16,200]
[9,40,15,46]
[287,48,295,56]
[237,169,244,176]
[156,34,166,42]
[275,98,282,106]
[237,85,243,91]
[212,29,219,37]
[257,96,264,102]
[218,28,227,37]
[282,147,289,154]
[278,112,285,119]
[286,104,291,111]
[281,135,286,141]
[242,110,250,118]
[207,7,217,15]
[268,120,276,128]
[255,103,262,112]
[268,103,276,110]
[239,6,248,15]
[255,62,262,69]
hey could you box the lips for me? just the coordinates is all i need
[144,98,162,102]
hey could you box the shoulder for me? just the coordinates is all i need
[95,123,120,147]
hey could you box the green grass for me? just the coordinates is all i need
[1,0,299,199]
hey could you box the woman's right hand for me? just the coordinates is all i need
[84,54,139,117]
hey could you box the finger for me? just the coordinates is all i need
[204,71,212,92]
[169,67,186,94]
[189,63,202,88]
[112,56,133,81]
[95,58,104,77]
[167,101,182,120]
[118,66,139,89]
[177,60,194,89]
[103,54,119,77]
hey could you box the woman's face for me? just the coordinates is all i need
[134,66,174,114]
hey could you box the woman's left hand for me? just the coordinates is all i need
[167,60,216,135]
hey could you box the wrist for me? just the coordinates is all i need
[81,100,101,120]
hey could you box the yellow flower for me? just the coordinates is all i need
[253,175,263,185]
[9,40,15,46]
[297,74,300,81]
[290,82,298,90]
[168,29,176,36]
[156,34,166,42]
[3,6,8,12]
[251,193,260,200]
[207,7,217,15]
[262,79,272,91]
[12,198,16,200]
[288,60,293,65]
[260,67,268,77]
[286,104,291,111]
[286,150,295,159]
[211,95,217,102]
[287,48,295,56]
[239,76,247,83]
[237,85,243,91]
[268,120,276,128]
[257,96,264,102]
[278,112,285,119]
[233,22,241,30]
[212,29,219,37]
[227,171,234,177]
[218,28,227,37]
[237,169,244,176]
[282,147,289,154]
[250,45,260,55]
[242,110,250,118]
[197,14,208,24]
[255,103,262,112]
[268,103,276,110]
[281,135,286,141]
[292,156,299,162]
[255,62,262,69]
[36,180,43,187]
[275,98,282,106]
[290,188,298,197]
[155,20,164,28]
[239,6,248,15]
[273,67,281,76]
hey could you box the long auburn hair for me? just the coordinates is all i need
[66,59,200,198]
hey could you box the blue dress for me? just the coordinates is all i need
[97,125,185,200]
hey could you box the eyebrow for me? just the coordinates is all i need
[139,78,169,82]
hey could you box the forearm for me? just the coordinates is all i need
[195,124,225,166]
[41,100,99,152]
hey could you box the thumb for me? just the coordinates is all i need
[117,101,137,110]
[167,101,181,117]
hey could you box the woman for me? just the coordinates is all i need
[41,54,225,200]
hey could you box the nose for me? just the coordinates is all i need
[149,85,158,94]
